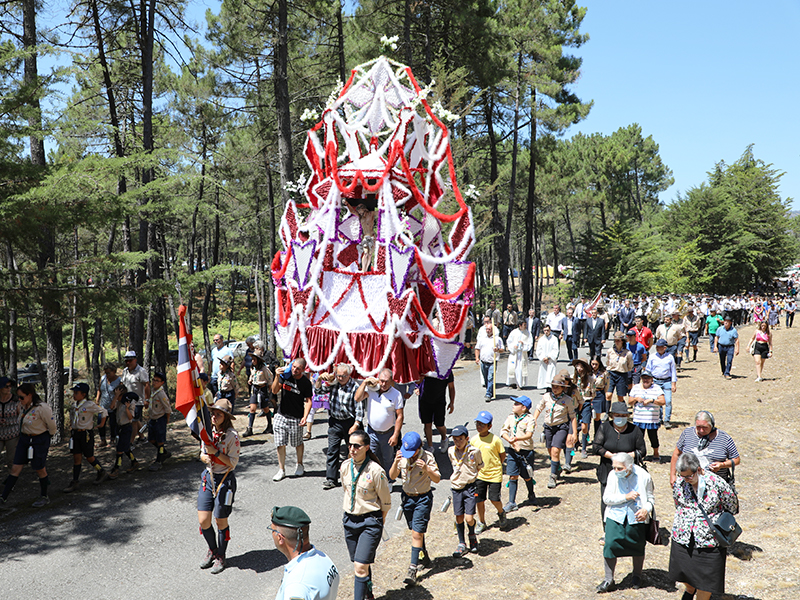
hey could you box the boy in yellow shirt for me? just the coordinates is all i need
[470,411,507,533]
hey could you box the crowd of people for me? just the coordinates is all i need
[0,287,782,599]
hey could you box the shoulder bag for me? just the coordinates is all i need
[693,485,742,547]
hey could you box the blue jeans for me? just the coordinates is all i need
[718,344,734,376]
[709,334,717,352]
[368,425,395,475]
[480,361,494,397]
[654,377,673,422]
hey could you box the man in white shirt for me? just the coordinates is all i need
[210,334,233,395]
[121,350,149,446]
[475,317,503,401]
[545,305,566,358]
[356,368,404,474]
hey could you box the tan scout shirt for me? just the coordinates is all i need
[202,427,240,475]
[340,458,392,515]
[249,365,273,388]
[448,444,483,489]
[398,450,440,495]
[683,314,702,333]
[218,371,236,393]
[21,402,57,436]
[535,392,576,427]
[116,397,134,426]
[501,413,536,451]
[149,387,172,420]
[71,399,107,431]
[656,322,686,346]
[605,346,634,373]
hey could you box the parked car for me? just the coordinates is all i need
[16,363,80,385]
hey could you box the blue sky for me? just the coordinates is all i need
[570,0,800,209]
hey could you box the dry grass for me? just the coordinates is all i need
[343,323,800,600]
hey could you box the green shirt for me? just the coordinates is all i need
[705,315,724,335]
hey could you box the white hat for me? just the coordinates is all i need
[124,350,137,359]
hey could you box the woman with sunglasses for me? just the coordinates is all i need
[341,430,391,600]
[1,383,56,507]
[197,399,240,575]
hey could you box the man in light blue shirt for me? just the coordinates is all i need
[713,316,739,379]
[210,334,233,395]
[271,506,339,600]
[645,339,677,428]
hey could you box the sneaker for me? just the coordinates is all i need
[63,480,79,493]
[527,493,537,506]
[108,468,119,480]
[425,445,435,454]
[148,462,163,472]
[439,438,449,453]
[403,565,418,587]
[322,478,336,490]
[162,450,172,462]
[453,542,468,557]
[664,421,673,430]
[468,534,479,553]
[294,464,305,477]
[31,496,49,508]
[209,556,225,574]
[273,469,286,482]
[497,510,508,528]
[303,431,312,440]
[755,377,762,382]
[200,550,216,569]
[474,521,487,535]
[596,580,615,593]
[562,464,573,474]
[547,474,557,489]
[631,575,642,589]
[263,424,273,435]
[242,427,254,438]
[581,450,589,460]
[503,501,518,513]
[126,460,141,473]
[484,396,492,402]
[95,470,110,484]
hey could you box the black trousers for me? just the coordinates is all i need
[326,416,355,482]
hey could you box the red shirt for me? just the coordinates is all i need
[634,325,653,349]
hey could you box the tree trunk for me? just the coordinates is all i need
[80,320,91,388]
[403,0,413,66]
[266,164,277,353]
[91,318,103,394]
[522,93,536,313]
[335,0,346,83]
[274,0,293,203]
[485,94,510,305]
[564,205,576,262]
[505,51,523,307]
[6,242,18,380]
[550,221,558,287]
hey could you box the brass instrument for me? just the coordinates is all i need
[647,298,661,322]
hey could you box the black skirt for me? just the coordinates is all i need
[668,539,727,595]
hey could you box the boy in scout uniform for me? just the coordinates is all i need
[500,396,537,512]
[110,389,141,478]
[447,424,483,556]
[147,372,172,471]
[64,382,109,492]
[389,431,441,588]
[215,355,237,406]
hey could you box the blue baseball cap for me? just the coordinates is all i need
[512,396,532,410]
[450,425,469,438]
[475,410,493,424]
[71,382,90,394]
[655,338,668,347]
[400,431,423,458]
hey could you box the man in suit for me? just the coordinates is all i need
[563,306,581,362]
[526,308,542,360]
[583,308,606,358]
[618,299,636,335]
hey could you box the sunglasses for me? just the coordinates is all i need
[348,443,365,449]
[266,525,283,537]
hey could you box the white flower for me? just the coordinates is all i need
[380,35,399,51]
[462,184,481,200]
[430,101,460,123]
[326,79,344,109]
[300,108,320,122]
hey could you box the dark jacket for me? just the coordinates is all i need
[591,421,646,485]
[584,317,606,345]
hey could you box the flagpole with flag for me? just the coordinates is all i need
[585,286,606,313]
[175,305,219,456]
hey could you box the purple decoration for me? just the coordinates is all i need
[388,243,415,296]
[291,239,317,288]
[429,338,464,379]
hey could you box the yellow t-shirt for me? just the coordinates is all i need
[470,432,504,483]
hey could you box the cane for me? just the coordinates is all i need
[492,348,497,400]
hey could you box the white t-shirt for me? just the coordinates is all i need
[121,365,149,406]
[366,386,405,432]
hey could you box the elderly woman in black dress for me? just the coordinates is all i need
[592,401,646,524]
[669,452,738,600]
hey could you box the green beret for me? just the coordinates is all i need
[271,506,311,529]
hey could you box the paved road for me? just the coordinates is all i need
[0,342,594,599]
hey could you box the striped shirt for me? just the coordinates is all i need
[677,427,739,480]
[630,383,664,427]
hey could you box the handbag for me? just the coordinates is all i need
[748,339,756,355]
[646,507,662,545]
[694,488,742,547]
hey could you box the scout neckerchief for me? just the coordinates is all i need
[20,402,36,429]
[549,392,570,423]
[73,398,90,427]
[512,413,528,437]
[452,445,471,476]
[349,457,371,512]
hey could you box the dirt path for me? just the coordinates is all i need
[348,323,799,600]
